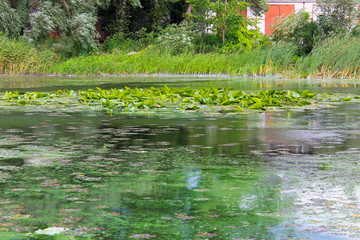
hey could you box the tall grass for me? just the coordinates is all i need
[52,42,298,76]
[296,34,360,78]
[0,33,55,74]
[3,33,360,78]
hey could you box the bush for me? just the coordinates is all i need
[103,28,156,53]
[192,33,224,53]
[156,23,199,54]
[271,10,318,56]
[221,26,270,53]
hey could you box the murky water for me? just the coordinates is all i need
[1,75,360,239]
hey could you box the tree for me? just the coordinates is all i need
[185,0,268,21]
[28,0,111,53]
[271,10,319,56]
[0,0,29,38]
[209,0,250,43]
[186,0,260,44]
[245,0,268,16]
[316,0,359,36]
[101,0,142,34]
[101,0,185,36]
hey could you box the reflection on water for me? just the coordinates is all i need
[2,75,360,94]
[1,76,360,239]
[0,103,360,239]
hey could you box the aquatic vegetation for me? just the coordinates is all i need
[296,35,360,78]
[76,86,319,114]
[0,139,283,239]
[1,86,349,115]
[1,96,360,239]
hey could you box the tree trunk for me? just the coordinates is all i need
[182,4,192,23]
[60,0,71,17]
[118,0,127,17]
[186,4,192,15]
[222,0,227,43]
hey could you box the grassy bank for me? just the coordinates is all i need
[51,35,360,79]
[50,43,297,76]
[2,34,360,79]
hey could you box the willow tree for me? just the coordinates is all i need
[0,0,30,37]
[28,0,114,52]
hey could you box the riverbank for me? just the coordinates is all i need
[51,35,360,79]
[2,35,360,79]
[50,43,295,77]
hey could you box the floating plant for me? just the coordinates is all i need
[2,86,354,115]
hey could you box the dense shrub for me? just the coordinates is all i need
[271,10,318,56]
[156,23,200,54]
[103,28,156,53]
[192,33,224,53]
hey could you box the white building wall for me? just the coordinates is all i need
[247,8,266,33]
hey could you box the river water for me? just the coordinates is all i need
[1,75,360,239]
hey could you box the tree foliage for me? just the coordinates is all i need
[29,0,111,53]
[0,0,267,55]
[186,0,268,21]
[102,0,185,36]
[185,0,266,52]
[245,0,268,16]
[271,10,318,56]
[0,0,29,38]
[316,0,359,35]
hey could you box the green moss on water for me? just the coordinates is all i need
[0,232,28,240]
[1,98,358,239]
[0,147,285,239]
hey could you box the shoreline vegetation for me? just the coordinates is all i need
[2,1,360,80]
[2,34,360,79]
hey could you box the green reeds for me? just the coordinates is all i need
[296,34,360,79]
[3,33,360,79]
[0,34,55,74]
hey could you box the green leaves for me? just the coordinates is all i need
[4,91,55,105]
[0,1,25,38]
[1,87,332,114]
[301,89,316,98]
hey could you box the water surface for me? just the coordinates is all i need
[0,75,360,239]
